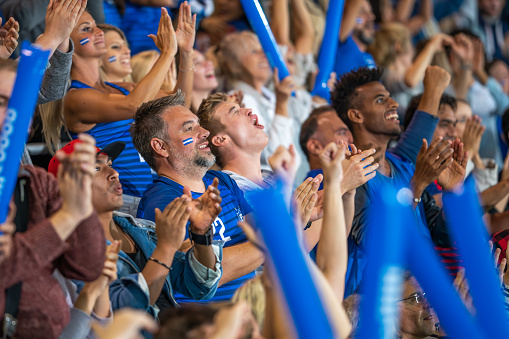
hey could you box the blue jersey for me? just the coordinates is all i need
[122,1,172,55]
[103,0,122,28]
[137,170,254,302]
[68,80,156,197]
[334,35,376,77]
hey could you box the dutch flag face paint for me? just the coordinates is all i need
[183,138,193,146]
[109,56,117,63]
[80,38,90,45]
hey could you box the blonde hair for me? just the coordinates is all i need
[131,50,177,91]
[217,31,260,85]
[367,22,412,68]
[97,24,133,83]
[39,99,68,154]
[232,275,266,328]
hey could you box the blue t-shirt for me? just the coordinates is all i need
[137,170,254,302]
[334,35,376,77]
[122,1,173,55]
[68,80,156,198]
[103,0,122,28]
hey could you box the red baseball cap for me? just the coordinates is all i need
[47,140,125,177]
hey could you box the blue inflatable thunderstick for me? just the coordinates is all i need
[249,183,335,338]
[239,0,290,81]
[0,41,49,226]
[311,0,346,101]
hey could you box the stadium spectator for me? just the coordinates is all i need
[0,131,105,339]
[47,4,194,216]
[131,92,264,302]
[332,65,466,295]
[217,31,297,170]
[48,139,223,314]
[334,0,376,77]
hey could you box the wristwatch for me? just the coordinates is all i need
[188,225,214,245]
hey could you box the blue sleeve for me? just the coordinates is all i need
[209,171,253,215]
[391,110,438,165]
[108,275,155,314]
[434,0,465,21]
[75,273,157,318]
[486,77,509,116]
[137,188,181,222]
[168,250,222,301]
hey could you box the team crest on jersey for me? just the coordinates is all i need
[212,217,231,242]
[235,207,244,222]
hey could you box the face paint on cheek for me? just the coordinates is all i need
[80,38,90,45]
[356,17,364,24]
[109,56,117,63]
[183,137,194,145]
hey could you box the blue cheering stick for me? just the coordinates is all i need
[357,185,408,339]
[311,0,345,101]
[0,42,49,227]
[239,0,290,81]
[357,183,487,338]
[249,182,334,338]
[406,221,487,338]
[443,178,509,337]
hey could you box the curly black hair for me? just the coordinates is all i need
[331,67,383,131]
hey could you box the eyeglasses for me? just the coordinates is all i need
[397,292,427,305]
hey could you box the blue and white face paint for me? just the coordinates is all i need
[108,56,117,63]
[80,38,90,45]
[183,137,194,146]
[356,17,364,24]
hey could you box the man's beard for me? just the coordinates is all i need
[353,28,374,45]
[194,152,216,168]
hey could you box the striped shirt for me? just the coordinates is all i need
[137,170,254,302]
[68,80,156,197]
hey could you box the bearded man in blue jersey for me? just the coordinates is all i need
[130,91,264,303]
[332,66,469,296]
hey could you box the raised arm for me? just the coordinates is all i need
[404,34,453,88]
[392,66,450,163]
[290,0,314,54]
[271,0,290,46]
[339,0,363,42]
[64,8,177,126]
[401,0,433,35]
[141,196,190,304]
[169,1,196,108]
[35,0,87,57]
[316,142,348,301]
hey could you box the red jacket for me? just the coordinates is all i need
[0,165,105,338]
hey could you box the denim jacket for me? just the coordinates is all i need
[107,213,222,316]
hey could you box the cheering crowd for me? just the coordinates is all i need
[1,0,509,338]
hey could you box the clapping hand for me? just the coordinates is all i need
[0,17,19,60]
[154,196,191,251]
[411,137,454,197]
[437,139,468,192]
[291,175,322,226]
[184,178,222,235]
[461,116,485,160]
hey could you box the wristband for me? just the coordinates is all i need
[188,225,214,245]
[148,257,171,270]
